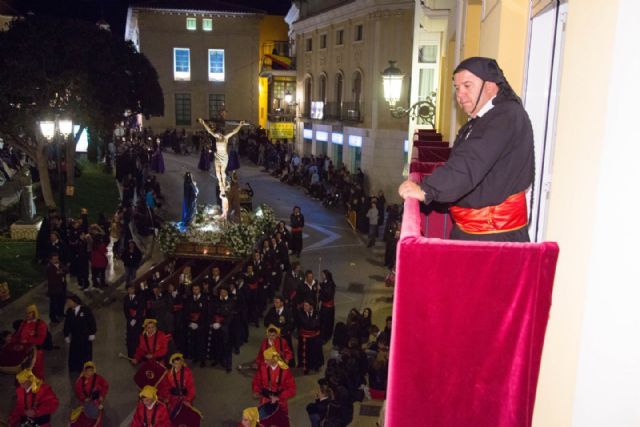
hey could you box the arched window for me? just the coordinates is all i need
[335,72,344,118]
[304,75,313,117]
[351,70,363,120]
[319,74,327,104]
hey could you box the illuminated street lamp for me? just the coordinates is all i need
[381,60,435,124]
[382,60,404,107]
[38,117,73,222]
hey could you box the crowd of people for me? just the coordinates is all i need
[3,120,395,426]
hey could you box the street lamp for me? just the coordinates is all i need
[38,117,73,223]
[381,60,435,125]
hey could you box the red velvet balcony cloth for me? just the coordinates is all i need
[386,198,559,427]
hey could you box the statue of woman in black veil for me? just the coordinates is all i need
[182,172,198,225]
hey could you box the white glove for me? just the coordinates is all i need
[65,336,71,344]
[88,335,95,341]
[212,322,221,330]
[189,322,198,330]
[130,319,137,327]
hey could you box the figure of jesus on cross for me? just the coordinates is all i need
[197,117,247,218]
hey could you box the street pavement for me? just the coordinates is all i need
[0,152,393,426]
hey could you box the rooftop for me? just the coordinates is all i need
[131,0,266,15]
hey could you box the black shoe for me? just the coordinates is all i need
[200,361,205,368]
[210,361,218,367]
[233,348,240,355]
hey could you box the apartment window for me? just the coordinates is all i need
[208,94,225,120]
[320,34,327,49]
[336,29,344,46]
[208,49,225,82]
[355,24,363,41]
[186,17,196,31]
[173,48,190,81]
[202,18,212,31]
[305,38,313,52]
[175,93,191,126]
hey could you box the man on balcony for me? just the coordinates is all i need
[398,57,534,242]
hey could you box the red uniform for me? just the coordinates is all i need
[11,319,48,379]
[130,400,171,427]
[255,337,294,367]
[8,383,59,427]
[251,364,296,414]
[134,331,170,363]
[74,373,109,403]
[157,366,195,413]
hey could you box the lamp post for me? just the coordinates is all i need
[381,60,435,125]
[39,117,73,224]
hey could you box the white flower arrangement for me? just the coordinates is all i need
[157,204,277,257]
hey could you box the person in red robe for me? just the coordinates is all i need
[9,304,48,379]
[157,353,195,415]
[252,347,296,415]
[73,361,109,425]
[8,369,59,427]
[132,319,170,365]
[255,325,293,368]
[131,385,171,427]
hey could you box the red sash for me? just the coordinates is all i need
[300,329,320,338]
[449,191,528,234]
[291,227,303,232]
[321,301,335,308]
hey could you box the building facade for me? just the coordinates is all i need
[289,0,417,199]
[125,1,286,131]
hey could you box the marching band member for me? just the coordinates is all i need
[73,361,109,426]
[132,319,169,365]
[131,385,171,427]
[157,353,195,414]
[8,369,59,427]
[9,304,48,379]
[255,325,293,368]
[252,347,296,416]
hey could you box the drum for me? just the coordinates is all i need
[69,403,102,427]
[258,402,290,427]
[134,360,166,389]
[0,342,35,374]
[170,402,202,427]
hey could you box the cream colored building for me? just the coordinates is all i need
[394,0,640,426]
[124,1,269,131]
[289,0,418,199]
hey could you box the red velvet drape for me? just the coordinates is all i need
[385,197,559,427]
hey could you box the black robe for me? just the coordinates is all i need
[124,294,144,358]
[420,94,534,242]
[64,305,97,372]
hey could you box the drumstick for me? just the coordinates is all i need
[118,352,135,362]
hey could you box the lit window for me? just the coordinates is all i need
[355,24,363,41]
[186,17,196,31]
[336,29,344,45]
[208,49,225,82]
[348,135,362,147]
[332,133,343,145]
[174,48,190,81]
[303,129,313,139]
[202,18,212,31]
[316,131,328,141]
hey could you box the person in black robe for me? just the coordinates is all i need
[206,286,235,372]
[229,277,249,353]
[295,270,318,309]
[399,57,534,242]
[318,270,336,344]
[64,294,97,372]
[124,283,144,358]
[290,206,304,257]
[184,284,208,366]
[296,299,324,375]
[181,172,198,225]
[167,282,186,353]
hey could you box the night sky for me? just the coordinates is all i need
[11,0,293,38]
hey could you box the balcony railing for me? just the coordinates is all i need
[267,110,296,122]
[300,102,363,123]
